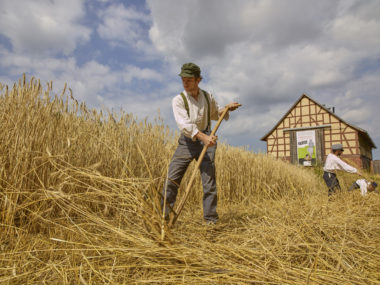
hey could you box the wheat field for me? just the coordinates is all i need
[0,76,379,284]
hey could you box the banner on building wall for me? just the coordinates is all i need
[296,130,317,166]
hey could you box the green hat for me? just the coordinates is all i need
[179,62,201,78]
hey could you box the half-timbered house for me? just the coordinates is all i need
[261,94,376,170]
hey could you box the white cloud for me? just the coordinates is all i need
[336,70,380,137]
[0,0,91,55]
[147,0,337,61]
[0,0,379,156]
[122,65,162,83]
[0,0,167,127]
[330,1,380,53]
[0,47,164,119]
[97,3,151,50]
[147,0,380,153]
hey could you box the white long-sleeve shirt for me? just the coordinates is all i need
[355,179,369,196]
[172,90,228,140]
[323,153,358,173]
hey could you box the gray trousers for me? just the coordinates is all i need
[162,132,218,222]
[348,182,360,191]
[323,171,341,196]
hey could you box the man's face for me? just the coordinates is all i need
[182,77,200,93]
[336,149,343,156]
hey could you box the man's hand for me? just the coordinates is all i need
[226,102,241,111]
[195,132,217,147]
[219,102,241,117]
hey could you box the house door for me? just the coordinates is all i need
[289,128,324,165]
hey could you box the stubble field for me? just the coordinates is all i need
[0,77,379,284]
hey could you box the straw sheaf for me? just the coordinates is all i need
[0,76,379,284]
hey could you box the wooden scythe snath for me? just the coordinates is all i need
[167,105,240,228]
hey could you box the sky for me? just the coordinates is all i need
[0,0,380,159]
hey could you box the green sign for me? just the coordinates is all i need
[296,130,316,166]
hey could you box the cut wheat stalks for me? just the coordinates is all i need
[0,76,379,284]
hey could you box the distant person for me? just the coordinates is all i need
[162,63,240,224]
[307,139,314,158]
[323,143,362,196]
[348,179,378,196]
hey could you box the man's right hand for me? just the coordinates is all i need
[195,132,217,147]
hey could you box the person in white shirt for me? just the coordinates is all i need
[348,179,378,196]
[162,63,240,224]
[323,143,362,196]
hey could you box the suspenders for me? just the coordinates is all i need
[180,89,211,130]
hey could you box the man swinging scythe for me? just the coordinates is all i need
[162,63,241,226]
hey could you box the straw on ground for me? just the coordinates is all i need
[0,76,379,284]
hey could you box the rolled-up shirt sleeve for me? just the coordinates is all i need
[337,157,357,173]
[172,96,199,139]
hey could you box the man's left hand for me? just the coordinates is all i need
[226,102,241,111]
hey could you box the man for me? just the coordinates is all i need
[348,179,378,196]
[323,143,362,196]
[162,62,240,224]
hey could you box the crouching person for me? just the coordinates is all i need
[348,180,378,196]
